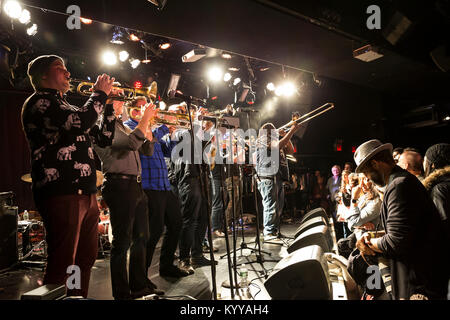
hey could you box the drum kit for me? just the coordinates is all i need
[20,170,113,257]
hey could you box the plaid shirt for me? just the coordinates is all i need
[124,119,176,191]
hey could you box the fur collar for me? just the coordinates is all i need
[422,165,450,191]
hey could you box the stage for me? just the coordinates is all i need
[0,216,349,300]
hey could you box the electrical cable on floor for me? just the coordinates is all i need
[249,283,261,299]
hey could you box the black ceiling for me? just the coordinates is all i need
[1,0,450,106]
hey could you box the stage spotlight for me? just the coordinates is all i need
[275,86,283,97]
[119,50,129,62]
[233,78,241,86]
[228,67,239,72]
[266,82,275,91]
[102,51,117,65]
[130,58,141,69]
[4,1,22,19]
[444,116,450,121]
[223,72,232,82]
[141,59,151,64]
[159,42,171,50]
[208,67,223,82]
[26,24,38,36]
[19,9,30,24]
[159,101,167,110]
[129,33,140,42]
[80,17,93,24]
[276,82,296,97]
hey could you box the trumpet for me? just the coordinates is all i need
[69,79,157,102]
[128,107,192,130]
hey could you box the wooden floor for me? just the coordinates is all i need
[0,220,301,300]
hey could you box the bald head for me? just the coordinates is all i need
[398,151,423,177]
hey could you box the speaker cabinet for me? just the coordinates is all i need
[287,225,332,254]
[294,216,327,239]
[264,245,331,300]
[0,206,18,270]
[300,207,329,226]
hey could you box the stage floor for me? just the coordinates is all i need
[0,220,302,300]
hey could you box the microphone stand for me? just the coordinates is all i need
[184,96,217,300]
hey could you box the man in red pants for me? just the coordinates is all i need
[22,55,114,297]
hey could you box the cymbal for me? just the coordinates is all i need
[21,173,32,183]
[21,172,104,186]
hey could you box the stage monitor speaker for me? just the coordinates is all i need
[294,216,327,239]
[264,245,331,300]
[300,207,329,226]
[287,225,331,254]
[0,205,18,270]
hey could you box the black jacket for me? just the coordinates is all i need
[377,166,448,299]
[422,166,450,226]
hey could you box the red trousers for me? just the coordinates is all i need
[38,194,99,298]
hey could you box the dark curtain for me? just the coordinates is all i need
[0,90,35,212]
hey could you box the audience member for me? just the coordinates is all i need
[354,139,448,300]
[397,149,424,181]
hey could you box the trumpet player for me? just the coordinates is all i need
[21,55,115,298]
[93,95,158,300]
[123,100,191,281]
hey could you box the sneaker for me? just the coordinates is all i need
[179,259,195,275]
[202,243,219,253]
[263,233,278,241]
[160,265,190,278]
[131,287,164,299]
[213,230,225,237]
[144,279,165,295]
[191,255,219,268]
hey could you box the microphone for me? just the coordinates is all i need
[168,89,206,104]
[236,107,259,113]
[198,115,219,122]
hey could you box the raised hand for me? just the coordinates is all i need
[93,74,115,96]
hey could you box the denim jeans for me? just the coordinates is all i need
[210,177,224,231]
[257,176,284,236]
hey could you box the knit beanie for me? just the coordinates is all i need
[425,143,450,169]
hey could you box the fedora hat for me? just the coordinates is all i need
[354,139,393,173]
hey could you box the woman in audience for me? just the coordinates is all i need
[337,175,381,258]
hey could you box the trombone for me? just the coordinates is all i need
[277,102,335,133]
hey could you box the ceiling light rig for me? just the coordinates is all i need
[26,23,38,36]
[159,42,171,50]
[221,52,232,59]
[4,1,22,19]
[102,51,117,65]
[80,17,93,24]
[110,27,125,44]
[19,9,30,24]
[130,58,141,69]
